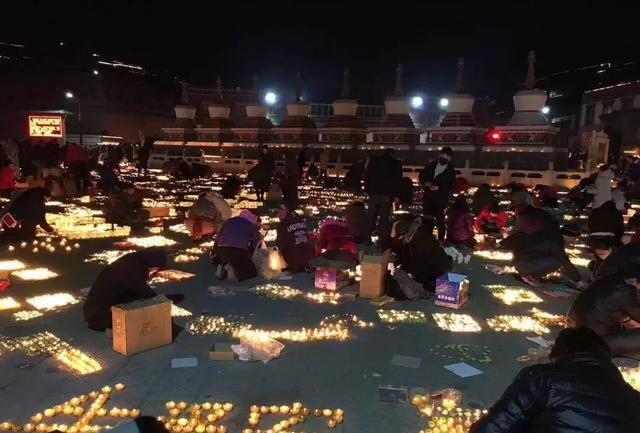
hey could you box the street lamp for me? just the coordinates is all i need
[411,96,424,109]
[92,69,99,76]
[64,90,83,145]
[264,91,277,105]
[439,98,449,108]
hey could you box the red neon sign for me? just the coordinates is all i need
[28,115,64,138]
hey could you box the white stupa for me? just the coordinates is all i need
[508,50,548,126]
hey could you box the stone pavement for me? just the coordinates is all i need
[0,224,577,433]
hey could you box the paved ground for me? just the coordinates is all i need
[0,182,587,433]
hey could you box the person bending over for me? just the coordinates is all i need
[83,247,167,332]
[212,210,261,282]
[588,237,640,281]
[185,191,231,241]
[316,219,358,264]
[500,204,582,287]
[0,187,54,240]
[568,263,640,358]
[475,202,507,235]
[470,327,640,433]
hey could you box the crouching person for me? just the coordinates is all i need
[276,203,314,273]
[470,327,640,433]
[568,262,640,358]
[316,219,358,264]
[395,215,453,292]
[185,191,231,241]
[84,247,167,332]
[212,210,261,282]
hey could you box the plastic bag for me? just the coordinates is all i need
[253,243,284,280]
[232,334,285,364]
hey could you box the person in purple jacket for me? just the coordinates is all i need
[212,210,261,282]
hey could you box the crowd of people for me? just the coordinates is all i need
[3,137,640,431]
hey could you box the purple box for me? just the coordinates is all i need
[435,273,469,309]
[315,267,348,291]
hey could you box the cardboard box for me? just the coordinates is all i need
[112,295,172,356]
[209,343,236,361]
[359,250,391,298]
[145,207,171,218]
[435,273,469,309]
[315,267,348,291]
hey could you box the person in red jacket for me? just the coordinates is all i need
[0,161,16,197]
[315,219,358,263]
[475,202,508,234]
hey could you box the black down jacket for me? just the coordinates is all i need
[568,274,640,336]
[83,247,167,331]
[470,353,640,433]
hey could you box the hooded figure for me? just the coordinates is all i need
[83,247,167,331]
[1,187,53,240]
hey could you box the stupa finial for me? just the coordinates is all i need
[216,77,223,101]
[393,63,404,97]
[456,58,464,94]
[526,50,536,90]
[295,72,302,103]
[342,67,350,98]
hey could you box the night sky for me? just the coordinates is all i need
[4,0,636,105]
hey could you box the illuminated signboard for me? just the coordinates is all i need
[28,115,64,138]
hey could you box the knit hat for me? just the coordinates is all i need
[238,210,259,225]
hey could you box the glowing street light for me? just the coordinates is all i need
[92,69,100,76]
[411,96,424,109]
[439,97,449,108]
[541,106,550,114]
[264,91,277,105]
[65,91,75,99]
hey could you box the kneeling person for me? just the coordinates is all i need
[213,210,261,282]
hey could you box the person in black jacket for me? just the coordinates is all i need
[0,187,54,240]
[419,146,456,241]
[394,215,453,292]
[247,160,273,201]
[83,247,167,331]
[568,265,640,357]
[588,200,625,245]
[470,327,640,433]
[589,239,640,281]
[365,148,402,248]
[500,205,583,287]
